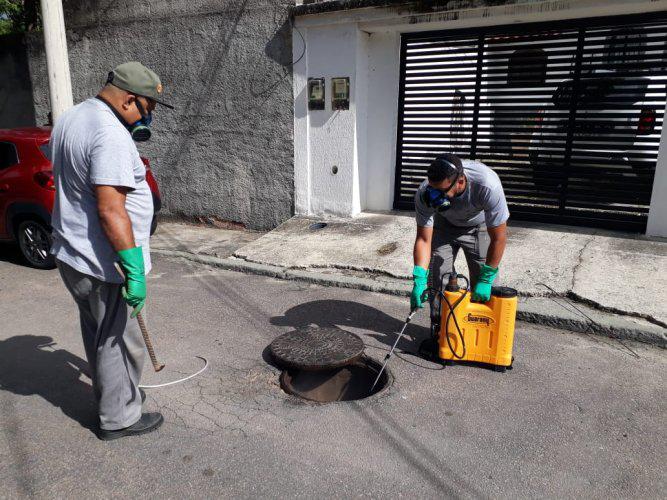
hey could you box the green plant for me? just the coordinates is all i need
[0,0,40,34]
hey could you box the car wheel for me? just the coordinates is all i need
[17,220,56,269]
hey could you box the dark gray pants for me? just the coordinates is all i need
[57,260,145,430]
[428,221,490,325]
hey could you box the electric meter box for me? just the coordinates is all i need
[308,78,325,110]
[331,77,350,110]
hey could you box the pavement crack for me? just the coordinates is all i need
[565,291,667,330]
[146,360,287,437]
[231,253,410,280]
[155,247,664,346]
[571,236,596,291]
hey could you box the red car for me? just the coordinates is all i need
[0,127,161,269]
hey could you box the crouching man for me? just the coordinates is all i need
[410,154,510,337]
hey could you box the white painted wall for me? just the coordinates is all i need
[293,21,402,217]
[294,0,667,236]
[364,30,401,211]
[354,29,369,213]
[647,99,667,237]
[292,23,309,215]
[293,23,362,217]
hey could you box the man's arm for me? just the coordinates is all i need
[409,225,433,309]
[96,184,146,317]
[485,222,507,269]
[414,225,433,269]
[96,185,135,251]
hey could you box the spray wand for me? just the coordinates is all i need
[370,304,423,392]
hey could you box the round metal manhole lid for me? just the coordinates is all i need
[269,326,365,371]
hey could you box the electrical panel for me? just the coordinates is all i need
[331,77,350,110]
[308,78,325,110]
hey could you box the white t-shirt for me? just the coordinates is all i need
[414,159,510,228]
[50,98,153,283]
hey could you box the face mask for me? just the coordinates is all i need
[423,172,462,213]
[129,99,153,142]
[423,185,452,213]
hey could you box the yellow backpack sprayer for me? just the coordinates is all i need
[371,274,518,391]
[422,273,518,372]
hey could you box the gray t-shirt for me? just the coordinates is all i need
[415,159,510,228]
[50,98,153,283]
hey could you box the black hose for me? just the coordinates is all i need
[427,274,469,360]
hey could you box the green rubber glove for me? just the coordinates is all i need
[472,264,499,303]
[117,247,146,319]
[410,265,429,310]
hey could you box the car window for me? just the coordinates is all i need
[552,78,649,109]
[0,141,19,170]
[39,142,51,162]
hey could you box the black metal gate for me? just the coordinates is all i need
[393,14,667,231]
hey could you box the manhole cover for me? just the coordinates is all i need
[269,326,365,371]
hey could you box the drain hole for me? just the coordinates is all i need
[309,222,328,230]
[280,357,389,403]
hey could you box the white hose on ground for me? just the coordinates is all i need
[138,356,209,389]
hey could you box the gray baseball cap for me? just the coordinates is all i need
[107,61,174,109]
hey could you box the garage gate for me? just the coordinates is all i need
[393,14,667,232]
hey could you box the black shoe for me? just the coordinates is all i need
[97,412,164,441]
[140,388,146,404]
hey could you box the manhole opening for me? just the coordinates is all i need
[279,357,389,403]
[309,222,328,230]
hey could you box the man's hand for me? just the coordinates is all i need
[117,246,146,318]
[411,265,429,310]
[472,264,498,302]
[412,225,433,310]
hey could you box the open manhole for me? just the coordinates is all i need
[269,327,390,402]
[280,356,389,403]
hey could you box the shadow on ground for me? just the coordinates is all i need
[0,335,97,432]
[270,299,431,351]
[0,242,25,266]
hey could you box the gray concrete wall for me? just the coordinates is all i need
[27,0,294,230]
[0,34,36,129]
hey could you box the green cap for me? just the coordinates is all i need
[107,61,174,109]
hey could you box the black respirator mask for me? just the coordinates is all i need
[421,162,463,213]
[129,99,153,142]
[95,94,154,143]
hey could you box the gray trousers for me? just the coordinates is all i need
[57,260,145,430]
[428,221,490,324]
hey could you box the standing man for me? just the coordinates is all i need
[50,62,173,440]
[411,153,510,336]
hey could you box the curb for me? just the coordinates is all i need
[152,249,666,348]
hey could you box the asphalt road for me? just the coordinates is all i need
[0,247,665,499]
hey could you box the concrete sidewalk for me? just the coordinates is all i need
[152,216,667,346]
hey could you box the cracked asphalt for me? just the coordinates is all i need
[1,248,665,498]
